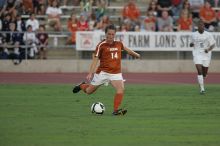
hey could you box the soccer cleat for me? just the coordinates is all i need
[200,90,206,94]
[112,109,127,116]
[72,82,86,93]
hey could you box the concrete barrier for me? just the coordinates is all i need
[0,60,220,73]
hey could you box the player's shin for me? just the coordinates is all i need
[113,93,123,112]
[197,75,205,91]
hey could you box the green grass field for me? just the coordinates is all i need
[0,84,220,146]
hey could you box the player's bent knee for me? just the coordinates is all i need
[116,89,124,94]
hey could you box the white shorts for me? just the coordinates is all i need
[193,56,211,67]
[90,71,124,86]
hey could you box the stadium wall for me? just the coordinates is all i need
[0,60,220,73]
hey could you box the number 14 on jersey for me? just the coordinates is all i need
[111,52,118,59]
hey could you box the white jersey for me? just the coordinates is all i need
[191,31,215,60]
[26,19,39,31]
[46,7,62,16]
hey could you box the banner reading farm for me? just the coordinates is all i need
[76,31,220,51]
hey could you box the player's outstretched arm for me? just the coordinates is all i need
[124,46,140,59]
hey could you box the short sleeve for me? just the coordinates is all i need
[94,42,103,58]
[207,33,215,46]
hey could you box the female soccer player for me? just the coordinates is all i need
[73,24,140,115]
[190,20,215,94]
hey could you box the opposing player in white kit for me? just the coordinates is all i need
[190,20,215,94]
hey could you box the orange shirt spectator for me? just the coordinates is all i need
[144,11,156,31]
[122,0,140,21]
[177,11,192,31]
[23,0,34,13]
[199,1,216,23]
[67,14,78,44]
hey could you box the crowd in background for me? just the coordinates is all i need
[0,0,220,63]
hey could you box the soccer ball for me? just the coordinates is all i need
[91,102,105,114]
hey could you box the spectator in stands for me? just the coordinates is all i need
[0,31,7,59]
[209,0,220,7]
[4,22,23,63]
[125,21,134,31]
[0,41,9,59]
[177,10,193,31]
[66,13,78,45]
[26,13,39,32]
[0,36,24,64]
[157,10,174,31]
[171,0,183,21]
[188,0,204,18]
[134,24,141,32]
[0,0,7,17]
[77,13,89,31]
[157,0,173,17]
[22,0,34,14]
[181,0,193,18]
[1,14,11,31]
[120,23,127,32]
[144,10,156,31]
[6,22,23,45]
[16,14,26,32]
[23,25,38,59]
[8,41,23,65]
[36,25,48,59]
[3,0,18,21]
[95,0,107,21]
[122,0,140,25]
[62,0,68,7]
[80,0,93,20]
[99,15,110,31]
[46,0,62,31]
[147,0,158,17]
[199,1,217,31]
[93,20,102,31]
[33,0,46,15]
[88,12,97,31]
[94,15,110,31]
[17,1,29,15]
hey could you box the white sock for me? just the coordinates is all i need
[197,75,205,91]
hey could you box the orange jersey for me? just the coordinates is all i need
[67,20,77,43]
[94,40,124,74]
